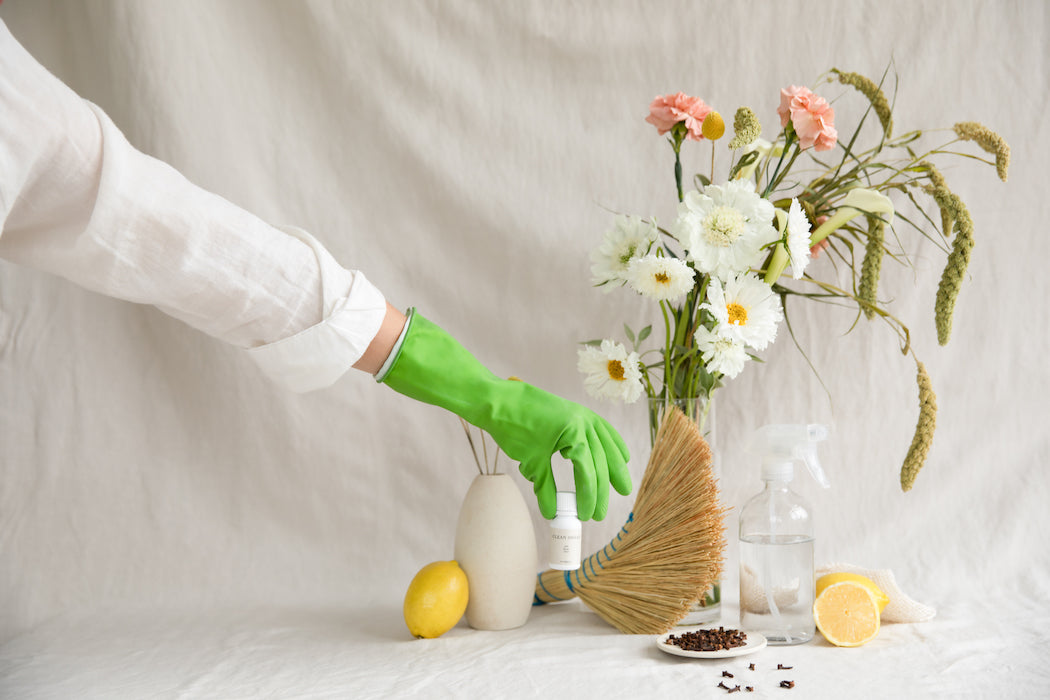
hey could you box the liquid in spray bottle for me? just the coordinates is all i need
[739,424,829,645]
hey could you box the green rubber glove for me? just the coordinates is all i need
[380,309,632,520]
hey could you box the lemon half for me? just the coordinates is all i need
[816,572,890,613]
[813,580,881,647]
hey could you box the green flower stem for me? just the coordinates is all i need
[660,299,674,398]
[762,130,798,198]
[670,123,687,203]
[763,209,791,284]
[786,276,912,353]
[764,242,790,285]
[809,208,857,247]
[675,150,684,202]
[686,276,711,342]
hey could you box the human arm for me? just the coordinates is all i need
[0,18,386,391]
[0,19,631,516]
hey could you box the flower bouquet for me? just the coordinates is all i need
[577,68,1008,491]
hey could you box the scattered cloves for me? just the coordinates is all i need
[780,680,795,689]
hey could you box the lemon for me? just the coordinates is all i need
[813,580,881,647]
[816,572,889,614]
[403,560,469,639]
[702,111,725,140]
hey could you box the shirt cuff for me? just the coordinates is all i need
[246,227,387,393]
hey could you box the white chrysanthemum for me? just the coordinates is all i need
[590,215,659,290]
[702,273,783,351]
[695,325,750,379]
[577,340,644,403]
[625,254,695,302]
[785,198,812,279]
[671,180,778,279]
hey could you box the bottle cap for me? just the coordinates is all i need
[555,491,577,515]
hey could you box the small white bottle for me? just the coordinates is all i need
[548,491,582,570]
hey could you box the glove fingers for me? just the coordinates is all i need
[522,458,557,520]
[585,427,611,521]
[560,440,597,522]
[595,420,632,497]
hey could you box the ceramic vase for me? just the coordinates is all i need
[453,473,537,630]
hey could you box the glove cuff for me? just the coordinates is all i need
[374,307,415,383]
[378,309,502,424]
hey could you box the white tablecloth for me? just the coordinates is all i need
[1,1,1047,698]
[3,591,1047,699]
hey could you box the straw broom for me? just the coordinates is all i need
[533,405,727,634]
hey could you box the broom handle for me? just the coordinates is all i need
[533,513,633,605]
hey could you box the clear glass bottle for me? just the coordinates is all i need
[738,424,829,645]
[548,491,582,570]
[739,471,815,644]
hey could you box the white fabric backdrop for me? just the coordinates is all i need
[1,1,1047,697]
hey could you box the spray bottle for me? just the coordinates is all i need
[738,424,829,645]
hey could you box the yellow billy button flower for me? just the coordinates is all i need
[701,111,725,140]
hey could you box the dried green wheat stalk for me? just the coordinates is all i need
[954,121,1010,182]
[901,360,937,491]
[833,68,893,137]
[928,187,975,345]
[858,217,885,319]
[920,160,954,240]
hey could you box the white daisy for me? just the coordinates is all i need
[577,340,644,403]
[671,180,778,279]
[625,254,695,302]
[785,198,812,279]
[702,273,783,351]
[695,325,750,379]
[590,215,659,289]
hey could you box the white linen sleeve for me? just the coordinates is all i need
[0,19,385,392]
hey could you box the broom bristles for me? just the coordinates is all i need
[533,406,727,634]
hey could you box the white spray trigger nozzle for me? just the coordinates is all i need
[752,423,831,488]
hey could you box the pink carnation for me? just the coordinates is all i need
[645,93,714,141]
[777,85,838,152]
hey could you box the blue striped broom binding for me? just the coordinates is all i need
[532,406,726,634]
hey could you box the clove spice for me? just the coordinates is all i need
[665,627,748,652]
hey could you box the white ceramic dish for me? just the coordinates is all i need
[655,628,767,659]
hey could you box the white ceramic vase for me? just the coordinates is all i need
[453,473,537,630]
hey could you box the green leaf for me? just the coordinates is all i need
[623,323,635,344]
[637,325,653,342]
[728,150,759,180]
[579,339,604,347]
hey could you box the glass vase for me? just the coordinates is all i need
[647,395,721,626]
